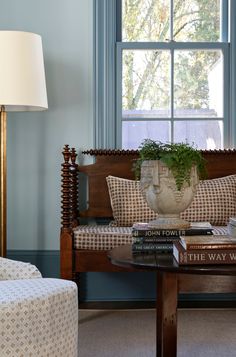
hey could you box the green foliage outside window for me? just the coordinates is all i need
[122,0,220,113]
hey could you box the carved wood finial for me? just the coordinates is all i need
[62,144,71,162]
[71,147,77,164]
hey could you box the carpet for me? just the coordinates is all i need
[78,309,236,357]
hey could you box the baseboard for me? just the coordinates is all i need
[79,299,236,310]
[79,300,156,309]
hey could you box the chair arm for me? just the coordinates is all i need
[0,257,42,280]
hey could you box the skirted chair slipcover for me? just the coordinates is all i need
[0,257,78,357]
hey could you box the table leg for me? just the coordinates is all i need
[156,271,178,357]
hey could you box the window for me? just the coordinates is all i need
[117,0,229,150]
[94,1,236,150]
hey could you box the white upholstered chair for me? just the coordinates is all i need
[0,257,78,357]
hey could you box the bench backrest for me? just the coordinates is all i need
[79,149,236,218]
[61,147,236,228]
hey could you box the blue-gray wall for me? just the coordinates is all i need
[0,0,94,251]
[2,0,235,303]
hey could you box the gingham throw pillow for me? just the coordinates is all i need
[180,174,236,225]
[106,175,157,226]
[107,174,236,227]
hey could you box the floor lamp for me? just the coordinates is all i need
[0,31,48,257]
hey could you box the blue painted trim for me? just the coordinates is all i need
[116,43,123,148]
[83,295,236,302]
[223,45,230,147]
[81,272,236,302]
[7,250,60,278]
[93,0,117,149]
[116,0,122,41]
[221,0,229,42]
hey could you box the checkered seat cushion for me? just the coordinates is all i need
[73,225,228,250]
[73,225,133,250]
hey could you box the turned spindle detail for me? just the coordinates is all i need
[82,148,139,156]
[82,148,236,156]
[61,145,71,230]
[70,148,79,227]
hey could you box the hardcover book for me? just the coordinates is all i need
[133,236,180,244]
[173,241,236,265]
[133,253,171,263]
[132,242,173,253]
[132,222,213,238]
[180,234,236,250]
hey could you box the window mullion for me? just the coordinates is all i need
[170,0,174,41]
[117,42,227,51]
[171,48,174,142]
[221,0,228,42]
[121,117,224,122]
[170,0,174,142]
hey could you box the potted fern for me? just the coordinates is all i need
[134,139,207,229]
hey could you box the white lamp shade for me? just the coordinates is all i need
[0,31,48,111]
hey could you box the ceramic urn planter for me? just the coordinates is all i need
[140,160,199,229]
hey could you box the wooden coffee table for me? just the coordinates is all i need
[108,244,236,357]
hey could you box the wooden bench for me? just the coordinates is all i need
[60,146,236,295]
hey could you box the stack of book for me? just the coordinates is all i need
[173,234,236,265]
[132,222,213,255]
